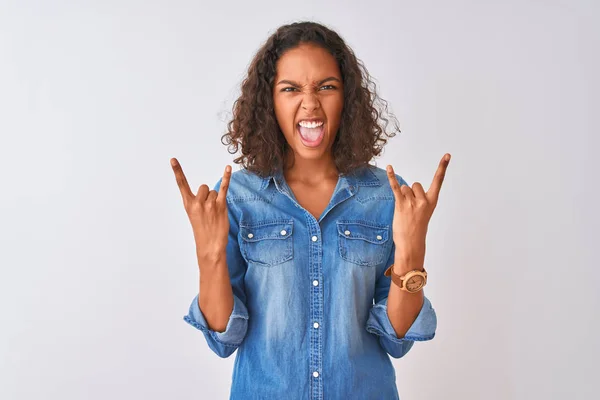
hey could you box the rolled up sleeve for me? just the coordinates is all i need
[184,293,249,358]
[365,238,437,359]
[182,176,250,358]
[366,295,437,358]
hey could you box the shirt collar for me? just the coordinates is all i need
[258,164,381,192]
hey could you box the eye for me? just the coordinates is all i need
[281,87,298,92]
[319,84,337,91]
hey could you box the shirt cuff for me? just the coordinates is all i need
[183,293,249,347]
[366,295,437,343]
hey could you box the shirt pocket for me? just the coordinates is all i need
[336,220,390,267]
[239,219,294,267]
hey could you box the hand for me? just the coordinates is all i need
[170,158,232,262]
[386,153,451,267]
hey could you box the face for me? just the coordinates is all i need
[273,43,344,164]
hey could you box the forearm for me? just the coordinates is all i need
[197,250,234,333]
[386,254,425,338]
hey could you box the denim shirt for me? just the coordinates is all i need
[183,164,437,400]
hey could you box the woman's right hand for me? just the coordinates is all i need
[170,158,232,262]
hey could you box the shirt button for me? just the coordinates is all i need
[312,280,319,286]
[313,322,319,328]
[376,235,382,240]
[313,371,319,378]
[247,233,254,239]
[311,235,318,242]
[344,230,350,235]
[280,230,287,236]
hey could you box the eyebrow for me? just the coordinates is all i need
[276,76,342,86]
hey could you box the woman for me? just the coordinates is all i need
[171,21,450,400]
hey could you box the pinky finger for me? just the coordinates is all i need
[217,165,232,204]
[386,165,405,202]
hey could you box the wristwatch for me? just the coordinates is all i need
[384,264,427,293]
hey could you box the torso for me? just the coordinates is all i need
[287,180,337,220]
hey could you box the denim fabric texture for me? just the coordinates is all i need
[183,164,437,400]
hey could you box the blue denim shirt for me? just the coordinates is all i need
[183,164,437,400]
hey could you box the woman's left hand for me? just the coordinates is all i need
[386,153,451,268]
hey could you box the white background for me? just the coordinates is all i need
[1,1,598,399]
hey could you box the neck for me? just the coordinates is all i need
[283,152,339,184]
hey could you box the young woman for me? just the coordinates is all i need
[171,21,450,400]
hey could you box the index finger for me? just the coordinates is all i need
[216,165,232,204]
[427,153,451,203]
[170,158,194,200]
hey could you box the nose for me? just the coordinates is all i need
[301,91,320,112]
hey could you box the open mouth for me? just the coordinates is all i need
[297,120,325,147]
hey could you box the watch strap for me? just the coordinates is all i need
[384,264,427,292]
[384,264,404,289]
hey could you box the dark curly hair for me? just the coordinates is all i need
[220,21,401,178]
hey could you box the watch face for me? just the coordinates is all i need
[406,275,425,292]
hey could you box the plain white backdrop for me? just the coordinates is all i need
[1,1,598,399]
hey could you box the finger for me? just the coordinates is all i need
[386,165,405,203]
[400,183,415,202]
[170,158,194,200]
[196,184,210,201]
[427,153,451,203]
[412,182,426,201]
[216,165,232,205]
[206,189,218,204]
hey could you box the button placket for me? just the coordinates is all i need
[309,226,323,399]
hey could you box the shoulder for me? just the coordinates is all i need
[355,164,409,200]
[211,168,266,201]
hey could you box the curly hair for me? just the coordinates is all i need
[220,21,400,178]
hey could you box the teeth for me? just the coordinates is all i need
[298,120,324,128]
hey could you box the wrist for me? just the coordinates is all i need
[196,248,227,267]
[393,256,425,275]
[393,242,425,274]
